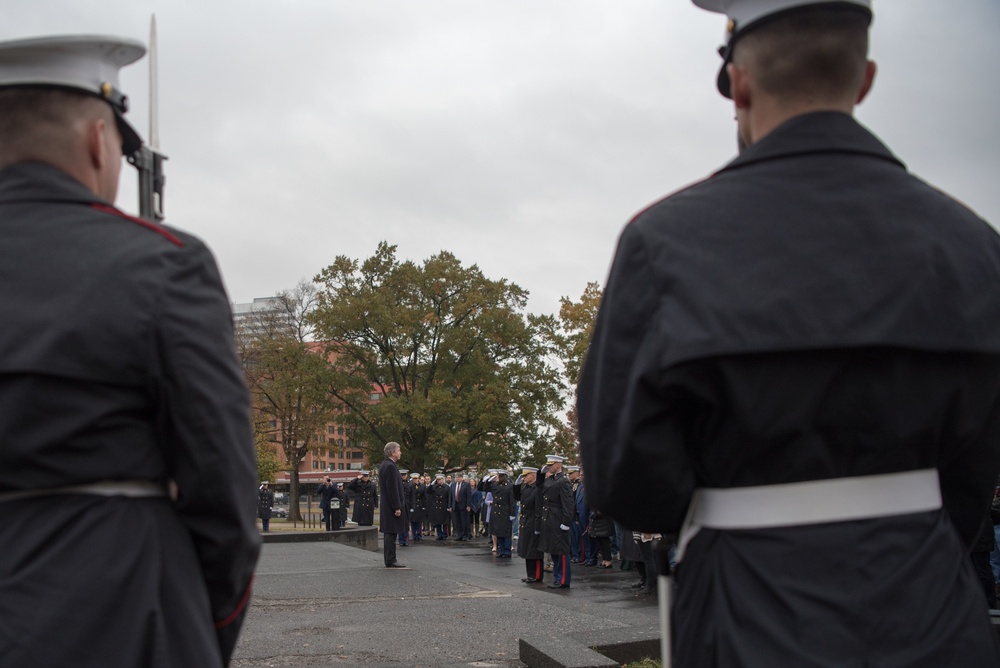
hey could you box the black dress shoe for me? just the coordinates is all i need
[546,583,570,589]
[521,577,540,583]
[630,580,647,589]
[386,562,406,568]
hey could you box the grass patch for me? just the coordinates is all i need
[623,659,661,668]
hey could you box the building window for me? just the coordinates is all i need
[328,425,335,434]
[312,461,319,470]
[338,463,344,470]
[352,451,363,459]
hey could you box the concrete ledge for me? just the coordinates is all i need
[261,527,378,551]
[573,627,660,665]
[518,635,619,668]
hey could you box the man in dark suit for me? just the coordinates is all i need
[450,472,472,540]
[378,442,407,568]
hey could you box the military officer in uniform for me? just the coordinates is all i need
[408,472,425,541]
[346,470,377,526]
[427,473,451,539]
[0,35,260,668]
[487,470,514,557]
[539,455,574,588]
[514,466,544,583]
[258,481,275,532]
[578,1,1000,665]
[398,469,411,546]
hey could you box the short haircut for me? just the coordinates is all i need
[0,88,112,167]
[733,7,870,101]
[384,441,400,458]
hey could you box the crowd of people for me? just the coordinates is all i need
[366,443,668,593]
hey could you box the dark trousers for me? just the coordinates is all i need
[453,508,470,538]
[552,553,571,586]
[383,533,398,566]
[594,536,612,562]
[410,521,422,540]
[322,508,333,531]
[496,534,511,556]
[471,510,481,535]
[526,558,543,580]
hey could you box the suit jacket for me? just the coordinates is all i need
[449,480,471,512]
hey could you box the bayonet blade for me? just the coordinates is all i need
[149,14,159,151]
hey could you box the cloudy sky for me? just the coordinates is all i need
[8,1,999,317]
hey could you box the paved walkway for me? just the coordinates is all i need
[232,534,660,667]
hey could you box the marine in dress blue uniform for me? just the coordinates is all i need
[578,2,1000,665]
[0,35,260,668]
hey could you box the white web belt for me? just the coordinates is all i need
[0,480,168,503]
[677,468,941,561]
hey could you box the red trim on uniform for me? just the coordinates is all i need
[90,203,184,247]
[214,577,254,629]
[559,555,568,585]
[535,560,542,580]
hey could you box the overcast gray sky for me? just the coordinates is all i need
[7,1,999,317]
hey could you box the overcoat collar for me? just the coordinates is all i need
[719,111,905,175]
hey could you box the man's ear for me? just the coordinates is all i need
[728,61,751,110]
[856,60,877,105]
[86,117,108,169]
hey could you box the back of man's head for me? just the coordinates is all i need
[733,6,870,104]
[0,88,112,169]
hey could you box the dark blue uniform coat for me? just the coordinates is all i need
[0,163,260,668]
[578,112,1000,667]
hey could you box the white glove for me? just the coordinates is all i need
[509,516,515,521]
[534,530,541,535]
[559,524,570,531]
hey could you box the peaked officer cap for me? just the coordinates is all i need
[692,0,872,98]
[0,35,146,154]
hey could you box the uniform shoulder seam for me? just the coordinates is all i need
[90,203,185,248]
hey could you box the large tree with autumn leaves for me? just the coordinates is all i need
[308,242,564,475]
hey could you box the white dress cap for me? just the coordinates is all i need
[690,0,872,98]
[0,35,146,153]
[692,0,870,34]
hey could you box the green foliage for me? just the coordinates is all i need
[310,242,564,474]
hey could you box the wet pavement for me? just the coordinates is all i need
[232,534,660,667]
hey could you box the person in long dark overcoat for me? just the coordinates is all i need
[398,470,411,546]
[407,472,425,541]
[346,471,376,525]
[426,474,451,539]
[258,482,275,532]
[539,456,574,588]
[514,467,544,582]
[489,471,514,557]
[378,443,407,568]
